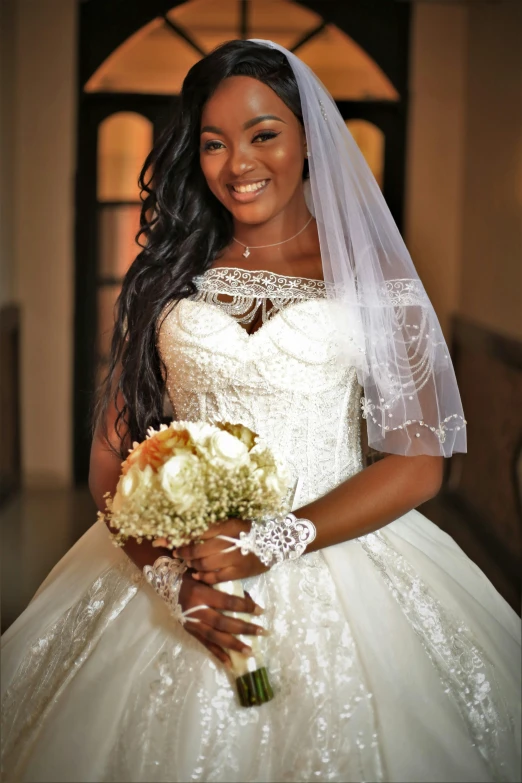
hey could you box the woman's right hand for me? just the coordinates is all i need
[179,571,267,668]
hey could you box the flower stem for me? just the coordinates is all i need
[213,579,275,706]
[236,667,274,707]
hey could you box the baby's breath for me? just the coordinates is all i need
[100,421,290,548]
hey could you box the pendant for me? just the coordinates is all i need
[243,247,250,258]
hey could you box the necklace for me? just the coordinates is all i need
[232,215,313,258]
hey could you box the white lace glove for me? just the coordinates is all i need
[218,512,317,568]
[143,556,208,625]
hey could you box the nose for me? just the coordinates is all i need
[228,143,256,178]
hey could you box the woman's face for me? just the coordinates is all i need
[199,75,307,226]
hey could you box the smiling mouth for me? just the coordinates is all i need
[227,179,270,202]
[230,179,269,193]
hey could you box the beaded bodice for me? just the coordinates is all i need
[157,268,363,507]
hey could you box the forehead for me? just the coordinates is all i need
[201,75,293,125]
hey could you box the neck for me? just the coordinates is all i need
[232,189,311,249]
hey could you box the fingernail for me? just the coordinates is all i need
[152,540,162,548]
[256,627,270,636]
[193,573,200,580]
[241,646,252,656]
[253,604,264,616]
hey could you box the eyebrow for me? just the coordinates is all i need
[200,114,287,135]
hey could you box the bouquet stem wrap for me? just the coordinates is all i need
[213,580,274,707]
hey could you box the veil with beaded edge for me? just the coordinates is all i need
[250,39,466,457]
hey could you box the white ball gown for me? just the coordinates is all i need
[2,268,520,783]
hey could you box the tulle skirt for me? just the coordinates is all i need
[1,510,520,783]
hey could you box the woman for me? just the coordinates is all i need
[1,40,520,783]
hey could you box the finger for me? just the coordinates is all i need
[194,621,253,655]
[189,606,267,637]
[190,553,232,572]
[194,566,238,586]
[175,537,226,561]
[195,583,264,616]
[152,537,169,548]
[204,608,269,637]
[187,629,232,668]
[244,591,265,615]
[198,519,239,539]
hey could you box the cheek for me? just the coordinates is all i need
[200,154,225,196]
[269,142,303,182]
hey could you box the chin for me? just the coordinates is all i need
[228,201,280,226]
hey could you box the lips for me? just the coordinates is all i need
[227,179,271,203]
[231,179,269,193]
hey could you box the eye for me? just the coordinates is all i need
[252,131,280,143]
[203,140,225,152]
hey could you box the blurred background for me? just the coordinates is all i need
[1,0,521,631]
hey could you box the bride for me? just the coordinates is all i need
[2,40,520,783]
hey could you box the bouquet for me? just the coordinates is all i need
[100,420,290,706]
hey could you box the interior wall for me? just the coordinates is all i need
[12,0,77,487]
[405,3,468,337]
[0,0,17,309]
[460,1,522,340]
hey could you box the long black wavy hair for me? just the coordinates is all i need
[95,40,307,456]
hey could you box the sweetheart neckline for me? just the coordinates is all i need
[178,296,331,342]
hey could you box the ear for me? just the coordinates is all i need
[301,127,309,158]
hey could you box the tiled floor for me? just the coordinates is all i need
[1,487,519,634]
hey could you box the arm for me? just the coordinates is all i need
[302,453,443,552]
[88,384,265,666]
[176,454,443,584]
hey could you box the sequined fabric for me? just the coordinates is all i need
[1,269,520,782]
[360,531,518,782]
[104,552,384,783]
[158,269,363,507]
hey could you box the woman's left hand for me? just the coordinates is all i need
[154,519,269,585]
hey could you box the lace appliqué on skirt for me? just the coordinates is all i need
[1,560,142,781]
[103,552,385,783]
[360,530,516,782]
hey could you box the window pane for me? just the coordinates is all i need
[97,112,153,202]
[97,285,121,360]
[98,204,141,279]
[86,0,399,101]
[346,120,385,189]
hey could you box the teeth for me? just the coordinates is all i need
[232,180,268,193]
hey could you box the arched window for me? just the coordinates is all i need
[96,113,153,380]
[346,120,385,189]
[85,0,398,101]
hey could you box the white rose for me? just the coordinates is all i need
[254,467,287,498]
[208,430,249,467]
[119,465,142,498]
[113,464,155,513]
[159,454,199,513]
[265,471,287,496]
[111,491,123,514]
[185,422,216,443]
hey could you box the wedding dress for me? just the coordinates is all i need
[2,268,520,783]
